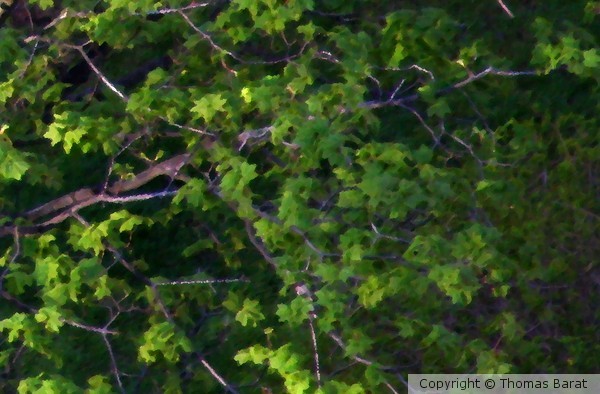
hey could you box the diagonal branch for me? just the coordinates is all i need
[198,354,240,394]
[0,154,192,238]
[179,10,307,66]
[496,0,514,18]
[0,289,118,335]
[360,66,537,110]
[66,43,128,101]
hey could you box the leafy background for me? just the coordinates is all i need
[0,0,598,392]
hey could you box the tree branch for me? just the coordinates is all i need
[0,154,192,238]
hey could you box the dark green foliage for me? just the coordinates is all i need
[0,0,598,392]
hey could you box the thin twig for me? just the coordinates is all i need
[398,103,441,147]
[497,0,514,18]
[361,66,537,110]
[1,287,119,335]
[384,382,400,394]
[328,332,410,392]
[308,315,321,387]
[179,11,236,60]
[72,214,174,323]
[453,67,535,88]
[102,190,179,203]
[102,130,147,192]
[110,246,174,323]
[67,44,128,101]
[198,354,240,394]
[160,117,215,136]
[244,220,278,268]
[19,38,39,78]
[295,284,321,387]
[61,319,118,335]
[149,2,210,15]
[370,222,410,244]
[9,227,20,264]
[102,334,125,394]
[156,278,248,286]
[179,11,305,65]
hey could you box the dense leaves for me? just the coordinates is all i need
[0,0,598,392]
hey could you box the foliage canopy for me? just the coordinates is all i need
[0,0,598,392]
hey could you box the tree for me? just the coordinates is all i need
[0,0,598,392]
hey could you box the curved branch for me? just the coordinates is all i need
[0,153,191,238]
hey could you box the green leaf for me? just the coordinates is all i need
[30,0,54,10]
[71,257,104,285]
[0,81,14,104]
[583,49,600,68]
[6,267,34,294]
[86,375,114,394]
[427,98,451,118]
[34,256,61,286]
[364,364,386,386]
[118,215,144,232]
[345,331,374,357]
[0,313,28,342]
[173,178,206,208]
[476,179,494,191]
[235,344,270,365]
[276,297,313,326]
[318,382,365,394]
[0,137,30,180]
[357,276,385,308]
[235,298,265,327]
[34,306,64,333]
[191,94,227,122]
[269,344,301,374]
[138,322,191,364]
[413,145,433,164]
[93,276,111,300]
[44,283,70,306]
[388,43,407,67]
[239,162,258,183]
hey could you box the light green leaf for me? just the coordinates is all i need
[235,298,265,327]
[34,306,64,333]
[0,138,30,180]
[191,94,227,122]
[583,49,600,68]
